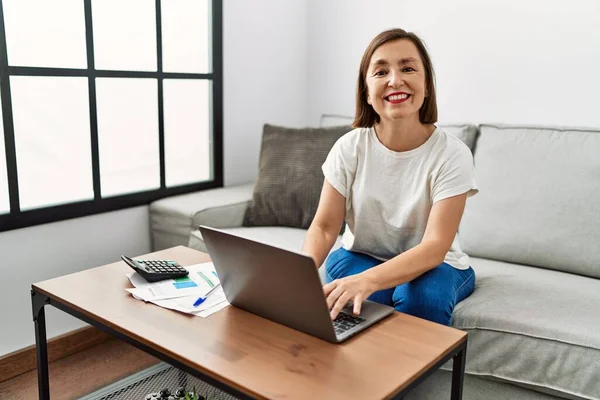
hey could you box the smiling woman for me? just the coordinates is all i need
[301,28,479,326]
[353,29,437,131]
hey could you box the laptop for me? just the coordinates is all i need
[198,225,394,343]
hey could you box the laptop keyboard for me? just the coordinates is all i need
[333,312,366,336]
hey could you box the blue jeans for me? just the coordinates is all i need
[325,248,476,326]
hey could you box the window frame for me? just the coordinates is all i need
[0,0,223,232]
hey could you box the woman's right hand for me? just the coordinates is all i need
[323,273,378,319]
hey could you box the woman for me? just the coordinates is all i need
[301,28,478,326]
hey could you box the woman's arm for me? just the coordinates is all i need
[302,179,346,268]
[324,192,467,318]
[363,192,468,288]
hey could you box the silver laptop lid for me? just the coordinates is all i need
[199,225,338,342]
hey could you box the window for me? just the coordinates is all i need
[0,99,8,214]
[0,0,222,231]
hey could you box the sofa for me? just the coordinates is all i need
[148,118,600,400]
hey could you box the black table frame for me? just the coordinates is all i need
[31,287,467,400]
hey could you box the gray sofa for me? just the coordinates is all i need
[149,121,600,400]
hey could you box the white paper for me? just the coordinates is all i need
[126,262,220,301]
[126,262,229,318]
[195,301,230,318]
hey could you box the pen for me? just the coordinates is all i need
[193,283,222,307]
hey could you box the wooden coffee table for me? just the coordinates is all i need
[31,246,467,399]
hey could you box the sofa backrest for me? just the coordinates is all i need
[437,123,478,152]
[460,124,600,279]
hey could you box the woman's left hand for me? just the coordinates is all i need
[323,273,378,320]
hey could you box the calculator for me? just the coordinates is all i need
[121,255,189,282]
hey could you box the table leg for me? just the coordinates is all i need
[32,290,50,400]
[451,344,467,400]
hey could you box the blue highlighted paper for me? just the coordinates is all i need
[173,281,197,289]
[172,278,198,289]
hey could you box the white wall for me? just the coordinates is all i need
[0,206,150,356]
[0,0,309,358]
[223,0,308,186]
[307,0,600,128]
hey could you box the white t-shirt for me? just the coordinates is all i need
[322,126,478,270]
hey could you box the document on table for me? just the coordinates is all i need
[125,262,229,318]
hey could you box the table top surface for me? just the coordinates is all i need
[33,246,467,400]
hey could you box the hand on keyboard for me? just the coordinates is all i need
[323,273,378,320]
[333,312,367,336]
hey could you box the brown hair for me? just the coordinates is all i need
[352,28,438,127]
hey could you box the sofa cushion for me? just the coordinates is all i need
[242,124,349,229]
[450,256,600,399]
[149,184,254,250]
[439,124,478,152]
[460,124,600,279]
[188,226,342,280]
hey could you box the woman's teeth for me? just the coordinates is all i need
[387,94,409,101]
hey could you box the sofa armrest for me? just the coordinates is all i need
[149,183,254,250]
